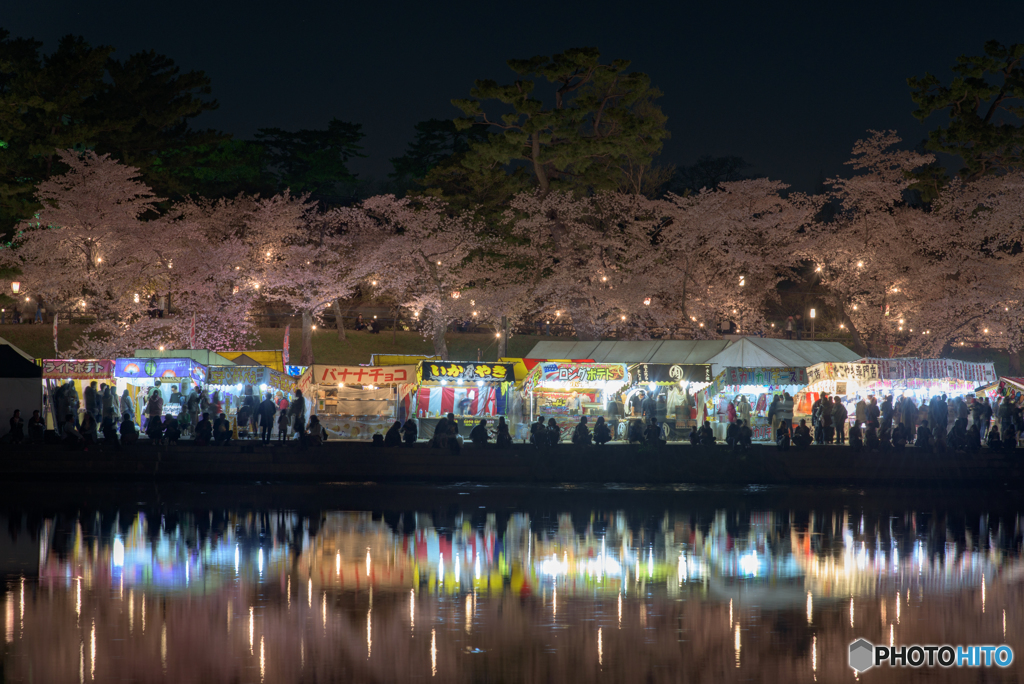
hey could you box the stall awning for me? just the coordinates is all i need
[525,340,731,363]
[705,337,860,376]
[41,359,115,379]
[218,350,286,373]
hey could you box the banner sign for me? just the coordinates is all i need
[857,358,996,384]
[208,365,294,392]
[115,358,207,384]
[313,364,416,386]
[42,359,115,380]
[529,363,628,389]
[419,361,513,383]
[707,367,808,398]
[806,362,880,385]
[629,363,712,385]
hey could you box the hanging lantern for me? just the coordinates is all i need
[10,281,20,294]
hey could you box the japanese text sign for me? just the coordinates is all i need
[42,359,115,380]
[420,362,513,383]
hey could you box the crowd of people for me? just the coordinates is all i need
[762,391,1020,453]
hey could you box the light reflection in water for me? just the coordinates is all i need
[1,492,1022,683]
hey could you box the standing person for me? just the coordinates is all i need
[866,397,880,428]
[84,382,97,424]
[982,397,993,435]
[777,392,794,439]
[832,397,848,444]
[736,394,751,427]
[854,395,867,429]
[901,395,917,432]
[880,395,894,433]
[91,381,103,422]
[277,410,290,442]
[820,394,834,443]
[794,314,803,340]
[593,416,611,445]
[258,392,277,445]
[289,389,307,445]
[8,409,24,444]
[530,415,546,447]
[119,412,139,446]
[784,316,794,340]
[384,421,403,447]
[431,414,450,448]
[101,384,115,420]
[607,392,623,441]
[768,395,780,441]
[169,385,183,408]
[120,389,134,422]
[629,390,645,418]
[496,417,512,447]
[546,417,562,446]
[146,389,164,434]
[642,391,658,422]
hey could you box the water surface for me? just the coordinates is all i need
[1,482,1021,682]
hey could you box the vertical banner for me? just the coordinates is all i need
[283,324,290,365]
[189,314,197,350]
[52,312,58,355]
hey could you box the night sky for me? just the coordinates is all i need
[6,0,1023,191]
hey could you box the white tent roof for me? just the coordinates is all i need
[706,337,860,376]
[524,340,730,364]
[525,337,859,373]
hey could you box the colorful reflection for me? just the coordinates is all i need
[1,495,1022,683]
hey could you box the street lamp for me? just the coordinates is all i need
[10,282,20,294]
[809,308,816,338]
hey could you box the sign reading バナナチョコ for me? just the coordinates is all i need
[314,365,416,386]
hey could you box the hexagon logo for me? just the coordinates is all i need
[849,638,875,672]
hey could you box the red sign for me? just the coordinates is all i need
[42,359,115,379]
[314,365,415,385]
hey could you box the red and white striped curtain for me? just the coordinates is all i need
[415,387,497,417]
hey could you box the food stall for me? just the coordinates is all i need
[855,358,996,400]
[296,364,417,440]
[206,364,295,425]
[115,357,208,427]
[698,367,809,441]
[412,361,515,438]
[41,359,116,428]
[523,362,629,441]
[626,363,712,440]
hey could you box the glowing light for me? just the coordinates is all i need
[235,545,239,574]
[850,598,855,627]
[451,291,460,299]
[984,328,989,333]
[806,592,813,624]
[465,594,472,634]
[258,548,264,575]
[249,606,254,653]
[620,315,626,321]
[371,280,377,286]
[643,297,651,306]
[601,276,607,282]
[618,592,622,629]
[366,548,371,577]
[260,636,265,683]
[431,629,437,676]
[598,627,603,666]
[809,308,816,319]
[367,603,372,658]
[410,589,415,631]
[308,579,312,608]
[113,537,124,567]
[133,293,140,303]
[10,282,20,294]
[735,622,741,667]
[336,552,341,575]
[856,260,863,268]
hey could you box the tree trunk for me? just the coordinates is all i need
[840,307,870,356]
[531,132,549,195]
[431,318,449,360]
[331,299,346,341]
[497,316,508,358]
[301,310,314,366]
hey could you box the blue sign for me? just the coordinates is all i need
[115,358,207,384]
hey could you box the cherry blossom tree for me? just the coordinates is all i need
[495,190,662,341]
[357,195,482,359]
[257,207,370,365]
[654,179,819,336]
[0,150,177,356]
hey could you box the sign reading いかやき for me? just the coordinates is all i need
[419,362,513,383]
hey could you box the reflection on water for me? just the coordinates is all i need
[1,486,1022,682]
